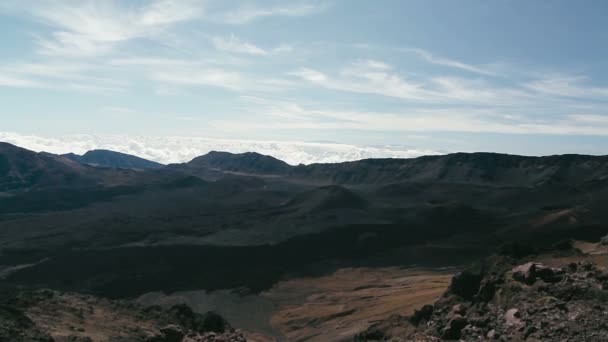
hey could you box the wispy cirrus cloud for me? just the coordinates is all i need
[6,0,325,57]
[2,0,318,57]
[0,62,127,92]
[110,57,250,90]
[288,57,608,112]
[28,0,203,57]
[211,35,268,56]
[0,74,42,88]
[149,68,247,91]
[0,1,313,93]
[568,114,608,124]
[220,2,327,24]
[523,75,608,99]
[289,60,532,105]
[4,63,90,79]
[209,96,608,137]
[210,34,293,56]
[431,77,532,106]
[290,61,431,101]
[109,57,292,92]
[407,48,498,76]
[0,76,126,93]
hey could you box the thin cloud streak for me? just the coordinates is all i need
[211,35,268,56]
[217,96,608,136]
[289,61,532,105]
[408,48,498,76]
[29,0,203,57]
[524,75,608,99]
[221,3,327,24]
[0,67,127,93]
[0,74,42,88]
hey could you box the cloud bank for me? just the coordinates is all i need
[0,132,441,165]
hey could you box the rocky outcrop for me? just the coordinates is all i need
[357,255,608,341]
[167,304,231,334]
[0,289,247,342]
[511,262,564,285]
[0,304,53,342]
[145,327,247,342]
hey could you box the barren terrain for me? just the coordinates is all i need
[137,267,453,341]
[3,143,608,341]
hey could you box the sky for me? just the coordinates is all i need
[1,0,608,164]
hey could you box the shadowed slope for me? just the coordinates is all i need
[64,149,164,169]
[177,150,608,187]
[0,142,92,191]
[188,151,292,175]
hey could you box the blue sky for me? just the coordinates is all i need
[2,0,608,159]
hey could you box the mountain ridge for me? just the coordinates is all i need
[63,149,164,169]
[181,150,608,187]
[4,141,608,191]
[0,142,172,192]
[0,142,93,191]
[187,150,292,174]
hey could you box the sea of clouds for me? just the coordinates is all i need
[0,132,442,165]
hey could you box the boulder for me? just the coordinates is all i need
[440,315,468,340]
[168,304,230,333]
[144,333,166,342]
[410,304,433,326]
[512,262,536,284]
[504,308,524,328]
[512,262,563,285]
[54,337,93,342]
[449,270,482,300]
[534,264,564,283]
[487,329,498,339]
[198,311,231,333]
[451,304,467,316]
[160,324,185,342]
[477,273,503,302]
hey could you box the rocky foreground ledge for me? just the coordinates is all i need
[0,289,247,342]
[4,243,608,342]
[356,249,608,342]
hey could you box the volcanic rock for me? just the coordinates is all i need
[512,262,563,285]
[357,255,608,341]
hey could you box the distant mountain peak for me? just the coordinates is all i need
[64,149,164,170]
[0,142,92,191]
[188,151,292,175]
